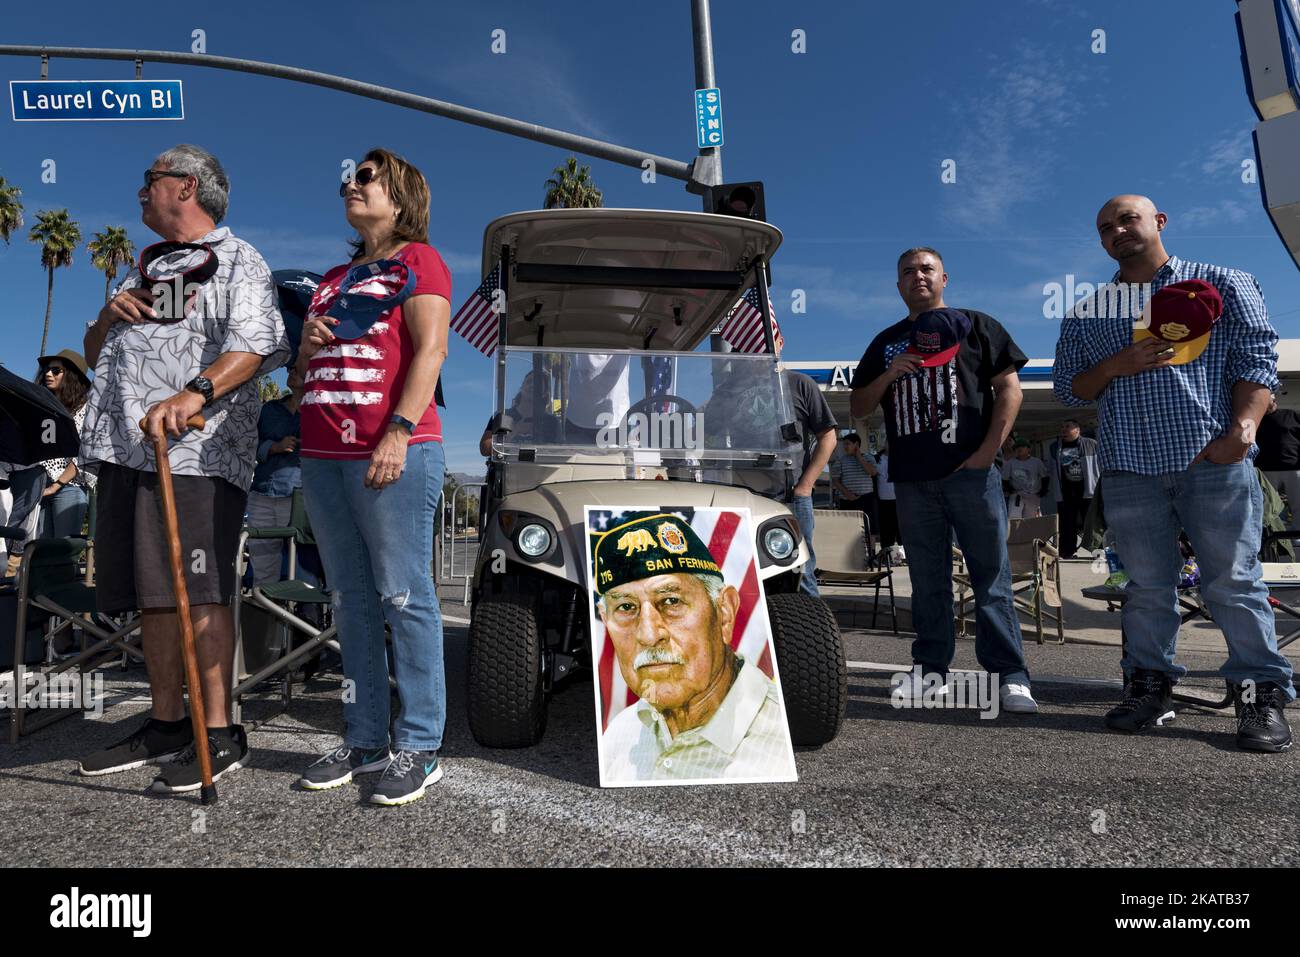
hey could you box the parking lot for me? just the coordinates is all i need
[3,611,1296,869]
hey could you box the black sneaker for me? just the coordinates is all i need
[299,745,392,791]
[78,716,193,776]
[150,726,249,794]
[1104,669,1175,733]
[1235,682,1293,753]
[369,750,442,806]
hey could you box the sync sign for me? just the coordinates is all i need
[695,87,723,148]
[10,80,184,121]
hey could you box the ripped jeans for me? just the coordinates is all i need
[301,441,446,752]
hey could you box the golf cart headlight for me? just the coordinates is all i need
[764,527,795,560]
[517,523,552,557]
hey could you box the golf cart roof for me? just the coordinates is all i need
[480,208,783,351]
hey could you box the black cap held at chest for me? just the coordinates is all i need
[138,242,219,323]
[906,307,972,367]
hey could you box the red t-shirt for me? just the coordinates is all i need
[299,242,451,458]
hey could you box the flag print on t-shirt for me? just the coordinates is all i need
[298,243,452,458]
[883,338,960,437]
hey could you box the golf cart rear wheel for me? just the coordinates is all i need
[767,592,847,746]
[467,582,547,748]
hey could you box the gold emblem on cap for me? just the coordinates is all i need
[616,528,656,556]
[1187,291,1196,299]
[657,522,688,554]
[1162,322,1191,341]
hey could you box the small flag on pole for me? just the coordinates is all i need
[720,285,784,354]
[450,264,503,356]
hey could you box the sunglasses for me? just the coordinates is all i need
[339,166,380,197]
[44,365,66,376]
[143,169,190,189]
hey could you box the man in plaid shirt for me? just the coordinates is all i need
[1055,195,1293,752]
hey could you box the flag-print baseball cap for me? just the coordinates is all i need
[325,258,417,340]
[1133,279,1223,366]
[905,308,972,367]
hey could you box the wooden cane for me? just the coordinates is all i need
[140,413,217,805]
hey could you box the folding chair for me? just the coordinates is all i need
[812,508,897,633]
[1005,515,1064,644]
[3,507,144,742]
[1261,530,1300,653]
[232,489,339,724]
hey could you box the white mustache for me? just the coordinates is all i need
[634,648,685,669]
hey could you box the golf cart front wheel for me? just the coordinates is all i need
[466,584,548,748]
[767,592,847,746]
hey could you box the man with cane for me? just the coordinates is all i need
[77,145,287,794]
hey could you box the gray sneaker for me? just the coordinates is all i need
[300,746,393,791]
[369,750,442,806]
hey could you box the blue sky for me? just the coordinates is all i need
[2,0,1298,472]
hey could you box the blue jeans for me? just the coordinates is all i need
[894,466,1030,685]
[301,441,447,751]
[1104,461,1295,698]
[790,493,819,597]
[39,483,88,538]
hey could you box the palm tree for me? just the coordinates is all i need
[257,375,282,402]
[29,209,83,356]
[543,156,604,209]
[87,225,135,303]
[0,177,23,245]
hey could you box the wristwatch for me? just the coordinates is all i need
[185,375,215,405]
[390,414,417,435]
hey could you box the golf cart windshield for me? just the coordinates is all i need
[493,346,797,477]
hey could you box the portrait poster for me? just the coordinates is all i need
[585,505,798,788]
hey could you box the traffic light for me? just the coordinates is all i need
[709,181,766,222]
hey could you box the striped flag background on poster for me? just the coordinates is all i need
[450,263,502,356]
[719,285,784,354]
[589,507,776,732]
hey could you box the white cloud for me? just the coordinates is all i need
[1192,128,1253,179]
[1172,200,1252,231]
[941,45,1094,230]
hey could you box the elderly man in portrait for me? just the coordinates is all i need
[593,512,797,784]
[77,144,288,792]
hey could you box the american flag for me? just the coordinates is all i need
[720,285,784,354]
[590,507,776,731]
[450,264,503,356]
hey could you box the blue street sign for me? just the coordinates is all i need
[695,87,723,149]
[10,80,184,121]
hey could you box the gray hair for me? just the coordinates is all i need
[597,573,724,618]
[157,144,230,224]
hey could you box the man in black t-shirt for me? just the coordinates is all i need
[1046,418,1099,557]
[850,247,1035,714]
[782,369,838,596]
[1258,392,1300,520]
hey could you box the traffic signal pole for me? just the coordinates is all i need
[689,0,724,197]
[0,43,694,183]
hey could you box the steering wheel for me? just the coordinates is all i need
[624,394,699,420]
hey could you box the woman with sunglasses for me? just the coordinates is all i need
[35,349,95,539]
[293,148,453,806]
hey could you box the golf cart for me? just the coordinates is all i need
[466,208,847,748]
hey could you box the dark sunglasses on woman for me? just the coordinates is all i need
[44,365,66,377]
[338,167,380,197]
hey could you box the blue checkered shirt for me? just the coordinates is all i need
[1053,256,1279,476]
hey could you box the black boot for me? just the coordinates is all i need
[1234,682,1292,753]
[1105,669,1175,733]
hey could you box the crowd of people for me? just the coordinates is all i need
[0,148,1293,809]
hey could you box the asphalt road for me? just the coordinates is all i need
[2,622,1296,867]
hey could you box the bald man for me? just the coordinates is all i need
[1054,194,1292,752]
